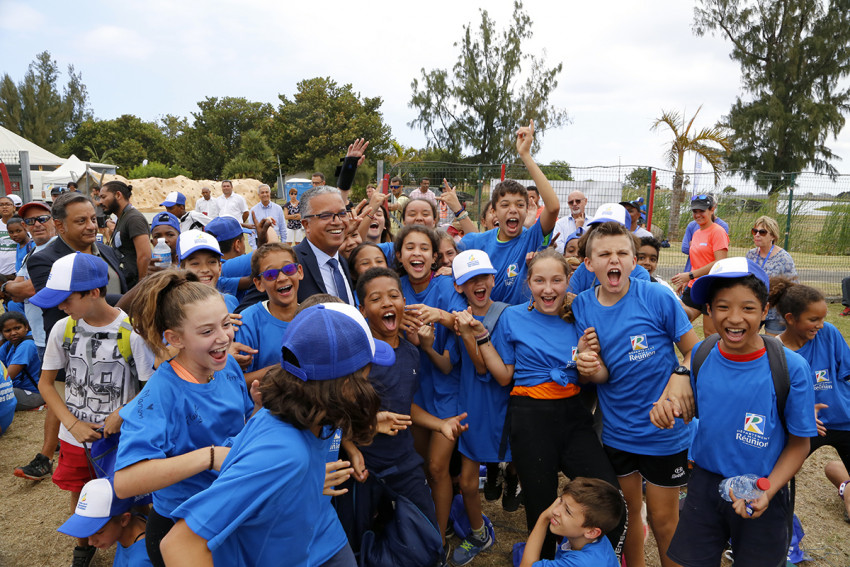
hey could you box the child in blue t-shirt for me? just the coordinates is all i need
[149,211,180,267]
[520,477,623,567]
[0,362,16,434]
[770,277,850,521]
[114,270,256,567]
[176,230,239,312]
[58,478,152,566]
[0,311,43,410]
[459,121,560,305]
[475,248,625,561]
[658,258,817,567]
[161,302,394,567]
[573,221,698,567]
[236,243,301,384]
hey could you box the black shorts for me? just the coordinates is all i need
[604,445,690,488]
[810,427,850,471]
[667,465,792,567]
[680,285,707,314]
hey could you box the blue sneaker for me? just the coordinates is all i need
[450,517,494,566]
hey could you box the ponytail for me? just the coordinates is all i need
[768,276,824,321]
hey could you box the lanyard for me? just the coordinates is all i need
[756,244,774,269]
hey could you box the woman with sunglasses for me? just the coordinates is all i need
[671,194,729,335]
[746,215,798,334]
[235,243,303,385]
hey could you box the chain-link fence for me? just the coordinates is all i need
[389,162,850,296]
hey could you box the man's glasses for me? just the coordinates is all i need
[260,263,299,281]
[23,215,51,226]
[390,185,401,189]
[751,228,769,236]
[567,199,583,205]
[302,210,347,223]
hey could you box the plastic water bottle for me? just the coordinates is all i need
[719,474,770,515]
[152,238,172,268]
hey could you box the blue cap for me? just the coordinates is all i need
[177,230,221,262]
[159,191,186,207]
[281,303,395,381]
[205,216,251,242]
[689,257,770,305]
[151,211,181,234]
[30,253,109,308]
[564,226,585,243]
[57,478,137,538]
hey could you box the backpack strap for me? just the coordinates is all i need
[62,317,78,353]
[690,333,721,419]
[482,302,509,334]
[761,335,790,432]
[117,317,140,392]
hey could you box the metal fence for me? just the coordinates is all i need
[388,162,850,296]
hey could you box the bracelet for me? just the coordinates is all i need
[473,330,490,341]
[475,332,491,346]
[67,418,79,431]
[209,445,215,470]
[455,210,470,221]
[840,480,848,500]
[0,281,7,295]
[366,213,375,220]
[453,203,467,218]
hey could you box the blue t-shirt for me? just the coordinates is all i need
[15,241,33,271]
[113,537,153,566]
[567,263,651,295]
[378,241,395,268]
[573,278,693,455]
[0,334,41,392]
[360,337,423,472]
[221,252,253,278]
[459,221,550,305]
[0,364,15,433]
[172,408,336,567]
[689,343,817,478]
[456,305,512,463]
[533,537,619,567]
[401,274,462,418]
[795,322,850,430]
[492,304,579,389]
[236,301,290,373]
[221,292,239,313]
[116,357,254,519]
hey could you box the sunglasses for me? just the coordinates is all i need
[23,215,51,225]
[751,228,769,236]
[390,185,401,189]
[302,210,348,223]
[260,263,299,281]
[691,194,709,201]
[567,199,583,205]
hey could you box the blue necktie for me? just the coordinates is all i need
[327,258,351,305]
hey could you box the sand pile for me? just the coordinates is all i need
[95,174,264,212]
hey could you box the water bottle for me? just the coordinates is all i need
[152,238,172,268]
[719,474,770,515]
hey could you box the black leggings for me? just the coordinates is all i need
[509,395,626,559]
[809,428,850,471]
[145,507,175,567]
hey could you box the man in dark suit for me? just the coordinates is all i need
[295,186,354,305]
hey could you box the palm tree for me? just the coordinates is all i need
[651,106,731,241]
[388,141,420,166]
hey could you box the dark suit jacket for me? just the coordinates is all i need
[295,239,353,304]
[28,237,127,339]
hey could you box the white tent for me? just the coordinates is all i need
[41,154,116,186]
[0,125,65,167]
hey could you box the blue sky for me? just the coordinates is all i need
[3,0,850,177]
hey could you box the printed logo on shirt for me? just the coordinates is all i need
[814,369,831,391]
[507,264,518,278]
[627,334,656,362]
[736,412,770,449]
[330,430,341,456]
[571,346,578,361]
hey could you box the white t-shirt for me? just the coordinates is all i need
[0,219,17,274]
[216,194,249,222]
[195,197,219,218]
[43,310,154,447]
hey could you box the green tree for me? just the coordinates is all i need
[694,0,850,192]
[222,129,275,181]
[65,115,174,171]
[409,1,568,163]
[270,77,392,173]
[0,51,91,152]
[542,160,573,181]
[179,97,273,180]
[651,106,731,241]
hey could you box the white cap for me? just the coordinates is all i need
[7,194,22,207]
[452,249,496,285]
[588,203,630,227]
[177,229,222,261]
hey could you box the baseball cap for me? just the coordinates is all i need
[151,211,181,234]
[160,191,186,207]
[690,194,715,210]
[30,253,109,308]
[587,203,630,227]
[50,187,63,196]
[689,257,770,305]
[564,227,585,243]
[618,197,643,210]
[452,250,496,285]
[281,303,395,381]
[57,478,134,538]
[18,201,52,217]
[177,229,221,262]
[7,194,22,207]
[205,216,251,242]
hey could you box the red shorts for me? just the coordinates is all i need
[52,443,96,493]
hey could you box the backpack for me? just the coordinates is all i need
[691,333,790,431]
[62,316,139,391]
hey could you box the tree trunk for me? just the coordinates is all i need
[668,171,685,242]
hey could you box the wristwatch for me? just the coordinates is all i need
[672,365,690,376]
[688,272,695,280]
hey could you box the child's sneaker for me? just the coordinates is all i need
[71,544,96,567]
[502,474,522,512]
[450,518,494,566]
[13,453,53,480]
[840,306,850,317]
